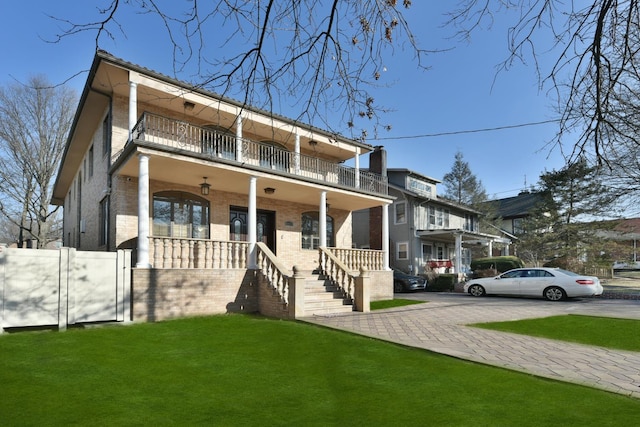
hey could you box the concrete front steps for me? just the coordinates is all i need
[303,273,353,316]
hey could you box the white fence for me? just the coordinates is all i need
[0,247,131,333]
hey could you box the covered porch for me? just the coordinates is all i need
[417,229,512,278]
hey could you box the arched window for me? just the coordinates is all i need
[301,211,334,249]
[153,191,210,238]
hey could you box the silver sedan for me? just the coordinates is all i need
[463,267,604,301]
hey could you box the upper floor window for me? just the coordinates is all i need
[301,211,334,249]
[88,145,94,178]
[513,218,524,235]
[394,201,407,224]
[99,196,109,247]
[464,214,476,232]
[152,191,210,239]
[428,206,450,229]
[102,113,111,156]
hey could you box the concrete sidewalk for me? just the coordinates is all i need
[301,293,640,398]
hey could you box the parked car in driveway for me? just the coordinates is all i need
[393,268,427,292]
[463,267,603,301]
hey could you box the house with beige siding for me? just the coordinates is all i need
[51,51,393,321]
[354,169,508,279]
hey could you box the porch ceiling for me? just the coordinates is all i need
[114,146,391,211]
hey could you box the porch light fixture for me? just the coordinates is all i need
[183,101,195,111]
[200,177,210,196]
[264,187,276,195]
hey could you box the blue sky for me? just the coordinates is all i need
[0,1,569,200]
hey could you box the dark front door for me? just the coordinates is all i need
[229,206,276,253]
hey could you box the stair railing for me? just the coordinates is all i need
[318,247,356,302]
[256,242,292,305]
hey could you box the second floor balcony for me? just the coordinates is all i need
[129,112,388,196]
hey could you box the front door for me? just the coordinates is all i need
[229,206,276,253]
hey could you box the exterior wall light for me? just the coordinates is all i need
[264,187,276,194]
[200,177,210,196]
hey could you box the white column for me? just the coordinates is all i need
[319,191,327,248]
[294,133,301,175]
[355,147,360,188]
[488,240,493,257]
[454,232,463,275]
[128,81,138,141]
[382,203,389,270]
[248,176,257,268]
[236,114,243,163]
[136,154,151,268]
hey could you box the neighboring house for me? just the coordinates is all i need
[596,218,640,267]
[51,50,394,321]
[490,191,543,235]
[353,168,508,278]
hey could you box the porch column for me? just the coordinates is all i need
[382,203,389,270]
[487,240,493,257]
[248,176,257,268]
[128,81,137,141]
[236,114,243,163]
[454,232,463,276]
[294,133,301,175]
[136,153,151,268]
[355,147,360,188]
[319,191,327,247]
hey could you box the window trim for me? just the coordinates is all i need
[301,211,334,250]
[394,201,407,225]
[152,191,210,239]
[99,196,109,247]
[396,241,409,260]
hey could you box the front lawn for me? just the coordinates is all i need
[1,315,638,426]
[471,314,640,351]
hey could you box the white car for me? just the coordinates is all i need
[463,267,603,301]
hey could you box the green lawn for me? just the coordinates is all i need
[471,314,640,351]
[1,315,639,426]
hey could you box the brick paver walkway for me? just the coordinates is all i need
[302,294,640,398]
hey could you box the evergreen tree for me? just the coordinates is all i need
[517,159,621,267]
[442,151,487,206]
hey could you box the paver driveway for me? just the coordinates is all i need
[302,293,640,398]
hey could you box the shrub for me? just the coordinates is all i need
[470,256,524,278]
[428,274,456,292]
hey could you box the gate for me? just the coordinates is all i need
[0,247,131,332]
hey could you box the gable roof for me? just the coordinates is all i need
[490,191,544,219]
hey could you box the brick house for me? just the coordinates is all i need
[51,51,393,321]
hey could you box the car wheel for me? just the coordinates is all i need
[468,284,485,297]
[394,281,404,293]
[544,286,566,301]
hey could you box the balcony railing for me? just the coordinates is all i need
[131,112,387,195]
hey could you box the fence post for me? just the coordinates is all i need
[0,245,5,334]
[58,248,73,331]
[117,249,133,323]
